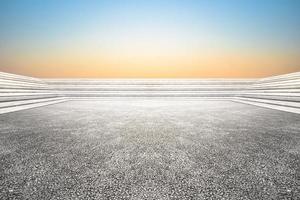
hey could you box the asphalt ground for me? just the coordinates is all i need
[0,100,299,199]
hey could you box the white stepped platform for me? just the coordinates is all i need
[235,71,300,114]
[234,97,300,108]
[0,71,44,83]
[70,97,232,101]
[0,71,66,114]
[0,98,68,114]
[0,79,47,87]
[237,94,300,102]
[44,79,256,85]
[1,71,299,114]
[0,94,64,102]
[44,79,254,98]
[233,99,300,114]
[0,92,63,97]
[258,71,300,83]
[0,97,67,109]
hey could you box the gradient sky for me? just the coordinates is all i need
[0,0,300,78]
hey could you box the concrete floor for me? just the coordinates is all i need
[0,100,299,199]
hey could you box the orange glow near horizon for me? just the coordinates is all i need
[2,47,299,78]
[1,0,299,78]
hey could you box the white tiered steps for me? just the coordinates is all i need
[0,71,299,114]
[0,72,68,114]
[43,79,255,99]
[233,72,300,114]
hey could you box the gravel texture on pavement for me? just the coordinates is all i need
[0,100,299,199]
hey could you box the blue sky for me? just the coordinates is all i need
[0,0,299,77]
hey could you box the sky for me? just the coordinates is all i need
[0,0,299,78]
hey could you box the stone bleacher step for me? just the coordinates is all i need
[233,98,300,114]
[0,92,60,97]
[0,72,44,84]
[54,92,235,97]
[236,94,300,102]
[0,97,67,109]
[234,97,300,108]
[0,88,60,93]
[250,81,300,89]
[70,97,231,101]
[0,98,68,114]
[258,72,300,83]
[0,94,64,102]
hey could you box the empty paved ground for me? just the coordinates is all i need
[0,100,299,199]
